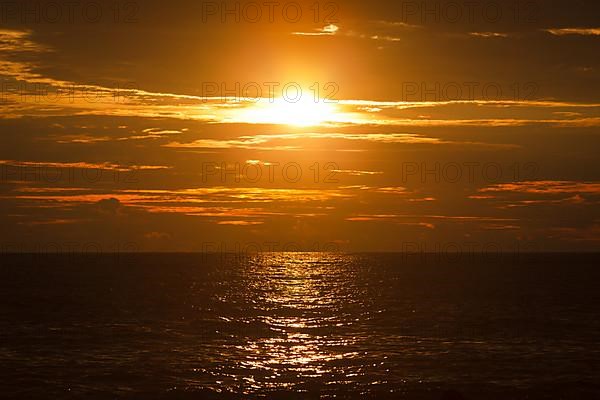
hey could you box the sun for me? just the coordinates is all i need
[235,97,340,127]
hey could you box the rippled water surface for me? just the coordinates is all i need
[1,253,599,399]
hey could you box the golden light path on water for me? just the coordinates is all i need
[200,252,390,395]
[237,253,360,392]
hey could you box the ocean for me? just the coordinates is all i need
[1,253,599,399]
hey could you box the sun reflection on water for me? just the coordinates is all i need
[216,252,369,393]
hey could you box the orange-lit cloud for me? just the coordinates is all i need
[0,160,169,172]
[545,28,600,36]
[469,32,510,38]
[480,181,600,195]
[292,24,339,36]
[164,132,447,150]
[2,29,599,128]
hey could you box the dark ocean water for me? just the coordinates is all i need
[0,253,599,399]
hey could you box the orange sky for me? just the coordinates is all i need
[1,0,599,252]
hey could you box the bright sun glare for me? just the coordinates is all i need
[236,97,340,127]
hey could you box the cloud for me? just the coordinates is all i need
[348,20,420,42]
[544,28,600,36]
[370,20,420,29]
[292,24,339,36]
[20,218,87,226]
[95,198,122,215]
[469,32,510,38]
[547,225,600,243]
[373,187,408,194]
[480,181,600,195]
[217,220,264,226]
[0,29,50,53]
[3,186,352,212]
[140,128,183,136]
[1,29,599,128]
[345,218,436,229]
[482,224,521,230]
[368,35,401,42]
[292,21,407,43]
[475,181,600,208]
[0,160,170,172]
[54,134,114,144]
[346,214,517,223]
[333,169,384,176]
[500,195,590,208]
[164,132,447,150]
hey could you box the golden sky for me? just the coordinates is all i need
[1,0,599,252]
